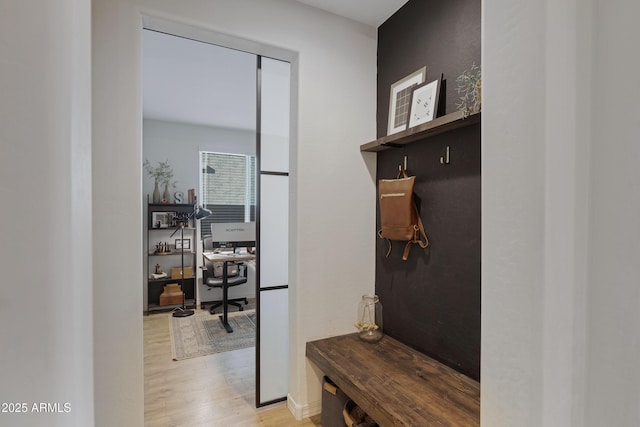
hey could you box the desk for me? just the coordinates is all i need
[203,252,255,333]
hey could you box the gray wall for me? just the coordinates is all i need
[142,118,255,204]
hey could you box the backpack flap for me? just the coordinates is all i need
[379,175,416,241]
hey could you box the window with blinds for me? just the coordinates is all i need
[200,151,256,237]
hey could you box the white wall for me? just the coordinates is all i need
[586,0,640,424]
[483,0,640,425]
[92,1,144,425]
[93,0,377,424]
[482,0,546,422]
[0,0,94,426]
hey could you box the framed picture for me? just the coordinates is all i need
[151,211,175,228]
[387,66,427,135]
[174,238,191,250]
[408,78,441,128]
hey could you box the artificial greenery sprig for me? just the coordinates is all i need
[456,63,482,118]
[355,300,379,332]
[143,159,176,188]
[354,321,380,332]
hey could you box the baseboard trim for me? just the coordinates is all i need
[287,393,321,420]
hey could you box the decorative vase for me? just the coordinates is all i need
[355,294,383,343]
[152,181,161,203]
[163,183,170,203]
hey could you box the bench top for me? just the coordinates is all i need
[306,333,480,427]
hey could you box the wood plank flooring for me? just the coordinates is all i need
[144,311,321,426]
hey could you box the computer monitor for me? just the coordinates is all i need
[210,222,256,249]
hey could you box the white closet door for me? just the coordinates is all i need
[257,57,290,406]
[260,57,290,173]
[258,288,289,402]
[259,174,289,286]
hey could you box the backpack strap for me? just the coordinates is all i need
[378,230,393,258]
[397,168,409,179]
[401,208,430,261]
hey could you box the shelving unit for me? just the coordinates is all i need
[360,110,480,152]
[146,203,197,314]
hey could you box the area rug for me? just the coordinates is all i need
[169,309,256,360]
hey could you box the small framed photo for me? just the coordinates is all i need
[388,66,427,135]
[174,238,191,250]
[151,211,175,228]
[408,79,441,128]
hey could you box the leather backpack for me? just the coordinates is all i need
[378,169,430,260]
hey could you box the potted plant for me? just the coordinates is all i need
[144,159,176,203]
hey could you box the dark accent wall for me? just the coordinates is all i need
[375,0,481,381]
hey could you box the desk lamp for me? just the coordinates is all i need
[171,204,212,318]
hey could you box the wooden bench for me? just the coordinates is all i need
[306,333,479,426]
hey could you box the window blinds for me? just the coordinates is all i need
[200,151,256,236]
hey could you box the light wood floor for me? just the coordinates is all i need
[144,310,321,426]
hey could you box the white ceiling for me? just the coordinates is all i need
[295,0,408,27]
[142,1,408,130]
[143,30,257,131]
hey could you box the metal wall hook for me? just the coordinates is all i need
[440,146,450,165]
[399,155,408,172]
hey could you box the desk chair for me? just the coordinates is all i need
[201,237,249,315]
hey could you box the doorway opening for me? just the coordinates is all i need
[141,21,293,422]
